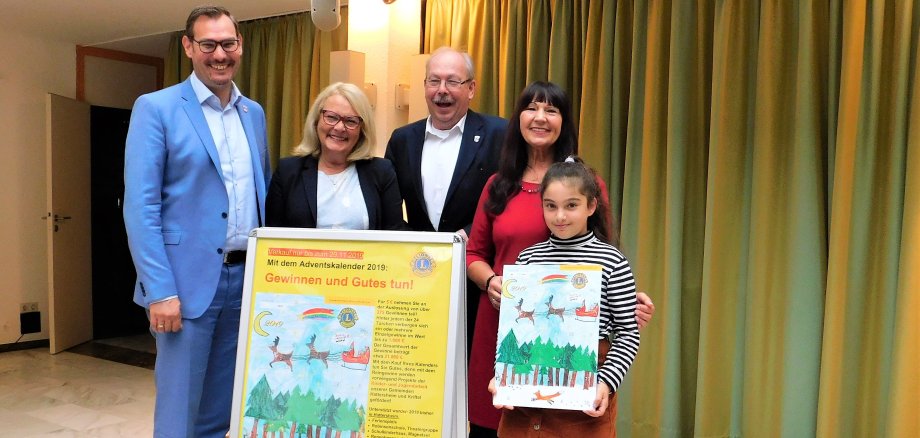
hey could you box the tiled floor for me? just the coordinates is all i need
[68,338,156,371]
[94,334,157,355]
[1,346,155,437]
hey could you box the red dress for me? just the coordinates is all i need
[466,177,549,429]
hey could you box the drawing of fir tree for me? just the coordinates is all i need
[570,345,599,389]
[496,329,527,386]
[243,376,365,437]
[529,336,561,385]
[244,375,275,437]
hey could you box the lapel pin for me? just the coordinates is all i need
[474,135,480,142]
[242,104,249,113]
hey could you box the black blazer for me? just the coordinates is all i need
[384,110,507,234]
[266,155,408,230]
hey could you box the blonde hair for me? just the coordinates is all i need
[292,82,376,160]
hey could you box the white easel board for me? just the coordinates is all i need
[229,228,468,438]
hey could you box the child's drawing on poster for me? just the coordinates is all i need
[493,264,602,411]
[241,293,374,438]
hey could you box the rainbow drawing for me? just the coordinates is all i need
[541,274,568,284]
[300,308,335,319]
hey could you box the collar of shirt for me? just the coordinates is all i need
[425,114,467,140]
[189,73,242,110]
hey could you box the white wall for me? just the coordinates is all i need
[85,56,159,109]
[0,29,76,344]
[348,0,422,155]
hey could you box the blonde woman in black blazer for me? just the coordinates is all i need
[266,82,407,230]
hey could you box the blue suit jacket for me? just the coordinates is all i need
[384,110,507,234]
[124,78,271,319]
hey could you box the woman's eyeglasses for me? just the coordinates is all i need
[320,110,362,130]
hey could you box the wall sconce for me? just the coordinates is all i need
[330,50,377,109]
[364,83,378,109]
[407,54,431,121]
[394,84,409,110]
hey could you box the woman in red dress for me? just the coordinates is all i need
[466,82,654,437]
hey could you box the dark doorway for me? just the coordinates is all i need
[90,106,147,339]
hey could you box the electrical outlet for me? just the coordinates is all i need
[20,302,39,313]
[21,311,40,334]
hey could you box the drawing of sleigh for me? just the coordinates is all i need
[341,342,371,370]
[574,301,599,322]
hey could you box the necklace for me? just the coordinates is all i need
[324,169,352,207]
[325,169,348,189]
[520,182,540,193]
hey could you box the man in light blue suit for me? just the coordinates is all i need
[123,6,270,437]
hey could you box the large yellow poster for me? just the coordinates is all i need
[231,230,462,438]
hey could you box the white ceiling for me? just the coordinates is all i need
[0,0,313,57]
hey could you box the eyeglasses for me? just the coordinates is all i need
[190,38,240,53]
[320,110,362,130]
[424,78,472,90]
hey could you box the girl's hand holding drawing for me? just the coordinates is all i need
[583,381,611,417]
[488,378,515,410]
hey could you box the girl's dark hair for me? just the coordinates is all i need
[486,81,577,215]
[540,156,616,245]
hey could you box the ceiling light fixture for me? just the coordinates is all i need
[311,0,341,31]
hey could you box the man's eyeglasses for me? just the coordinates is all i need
[191,38,240,53]
[320,110,362,130]
[424,78,472,90]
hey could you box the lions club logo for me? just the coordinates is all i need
[338,307,358,328]
[411,252,436,277]
[571,272,589,289]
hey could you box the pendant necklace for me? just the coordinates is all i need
[520,182,540,193]
[325,169,352,207]
[326,171,347,190]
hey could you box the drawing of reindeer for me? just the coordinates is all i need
[306,334,330,368]
[269,336,293,371]
[514,298,535,324]
[545,295,565,322]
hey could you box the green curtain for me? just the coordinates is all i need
[425,0,920,436]
[164,11,348,168]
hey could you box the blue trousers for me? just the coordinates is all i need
[153,263,243,438]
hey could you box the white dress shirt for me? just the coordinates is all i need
[421,115,466,230]
[189,74,258,252]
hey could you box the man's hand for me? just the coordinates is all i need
[150,298,183,333]
[636,292,655,329]
[455,228,468,243]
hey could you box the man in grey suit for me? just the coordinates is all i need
[123,6,270,437]
[385,47,507,357]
